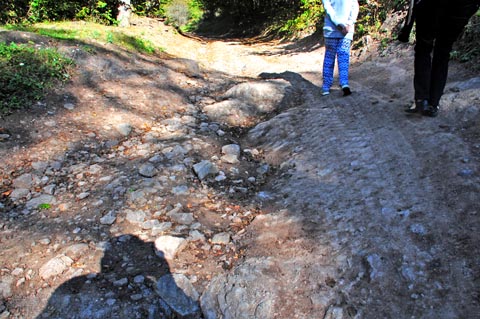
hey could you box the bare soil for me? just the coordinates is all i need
[1,17,479,318]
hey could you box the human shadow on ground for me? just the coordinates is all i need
[36,234,201,319]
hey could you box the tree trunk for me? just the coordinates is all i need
[117,0,132,27]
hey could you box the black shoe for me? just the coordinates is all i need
[405,99,427,113]
[422,104,439,117]
[342,86,352,96]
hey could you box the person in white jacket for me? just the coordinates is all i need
[321,0,359,96]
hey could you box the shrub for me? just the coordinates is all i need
[0,42,74,114]
[165,0,190,27]
[75,0,117,24]
[452,10,480,68]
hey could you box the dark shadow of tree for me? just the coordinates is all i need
[36,235,201,319]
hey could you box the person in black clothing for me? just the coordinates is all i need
[399,0,480,117]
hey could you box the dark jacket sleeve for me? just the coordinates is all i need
[398,0,417,42]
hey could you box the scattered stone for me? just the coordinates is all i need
[220,154,239,164]
[155,274,200,318]
[211,232,230,245]
[0,309,10,319]
[128,189,146,202]
[203,100,253,126]
[100,212,117,225]
[134,275,145,284]
[167,210,194,225]
[189,230,206,242]
[106,299,116,306]
[0,128,11,141]
[172,185,189,195]
[221,80,291,113]
[142,219,161,230]
[39,255,74,280]
[166,203,183,215]
[130,294,143,301]
[126,210,146,224]
[88,164,103,175]
[222,144,240,157]
[323,306,345,319]
[113,277,129,287]
[401,265,417,282]
[154,236,186,260]
[215,174,227,182]
[15,278,25,287]
[26,194,56,209]
[0,276,13,298]
[139,163,158,178]
[193,160,218,180]
[43,184,56,195]
[31,161,49,172]
[58,203,69,212]
[148,154,163,163]
[13,173,39,189]
[39,238,51,245]
[200,257,277,319]
[410,224,426,235]
[256,164,270,175]
[64,243,89,260]
[63,103,75,110]
[11,268,24,277]
[9,188,30,200]
[365,254,384,282]
[117,123,133,136]
[152,222,173,236]
[76,192,90,200]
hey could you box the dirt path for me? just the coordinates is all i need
[1,19,479,318]
[240,62,480,317]
[167,25,480,317]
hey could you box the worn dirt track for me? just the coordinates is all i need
[1,18,479,318]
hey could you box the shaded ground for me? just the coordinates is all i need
[1,17,479,318]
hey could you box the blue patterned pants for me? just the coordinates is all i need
[322,38,352,92]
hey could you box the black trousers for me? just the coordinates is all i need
[414,0,478,106]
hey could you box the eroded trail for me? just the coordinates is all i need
[1,20,479,319]
[197,41,480,317]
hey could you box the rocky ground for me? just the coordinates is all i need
[0,18,479,319]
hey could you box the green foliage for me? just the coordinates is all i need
[28,0,85,22]
[132,0,169,17]
[280,0,324,35]
[0,0,119,24]
[37,28,79,40]
[163,0,203,31]
[0,0,30,24]
[0,42,74,114]
[182,0,203,31]
[0,0,203,26]
[110,31,157,53]
[7,22,157,54]
[451,10,480,68]
[37,203,52,209]
[75,1,117,24]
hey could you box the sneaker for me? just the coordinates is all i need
[405,99,427,113]
[342,86,352,96]
[321,91,330,96]
[422,104,439,117]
